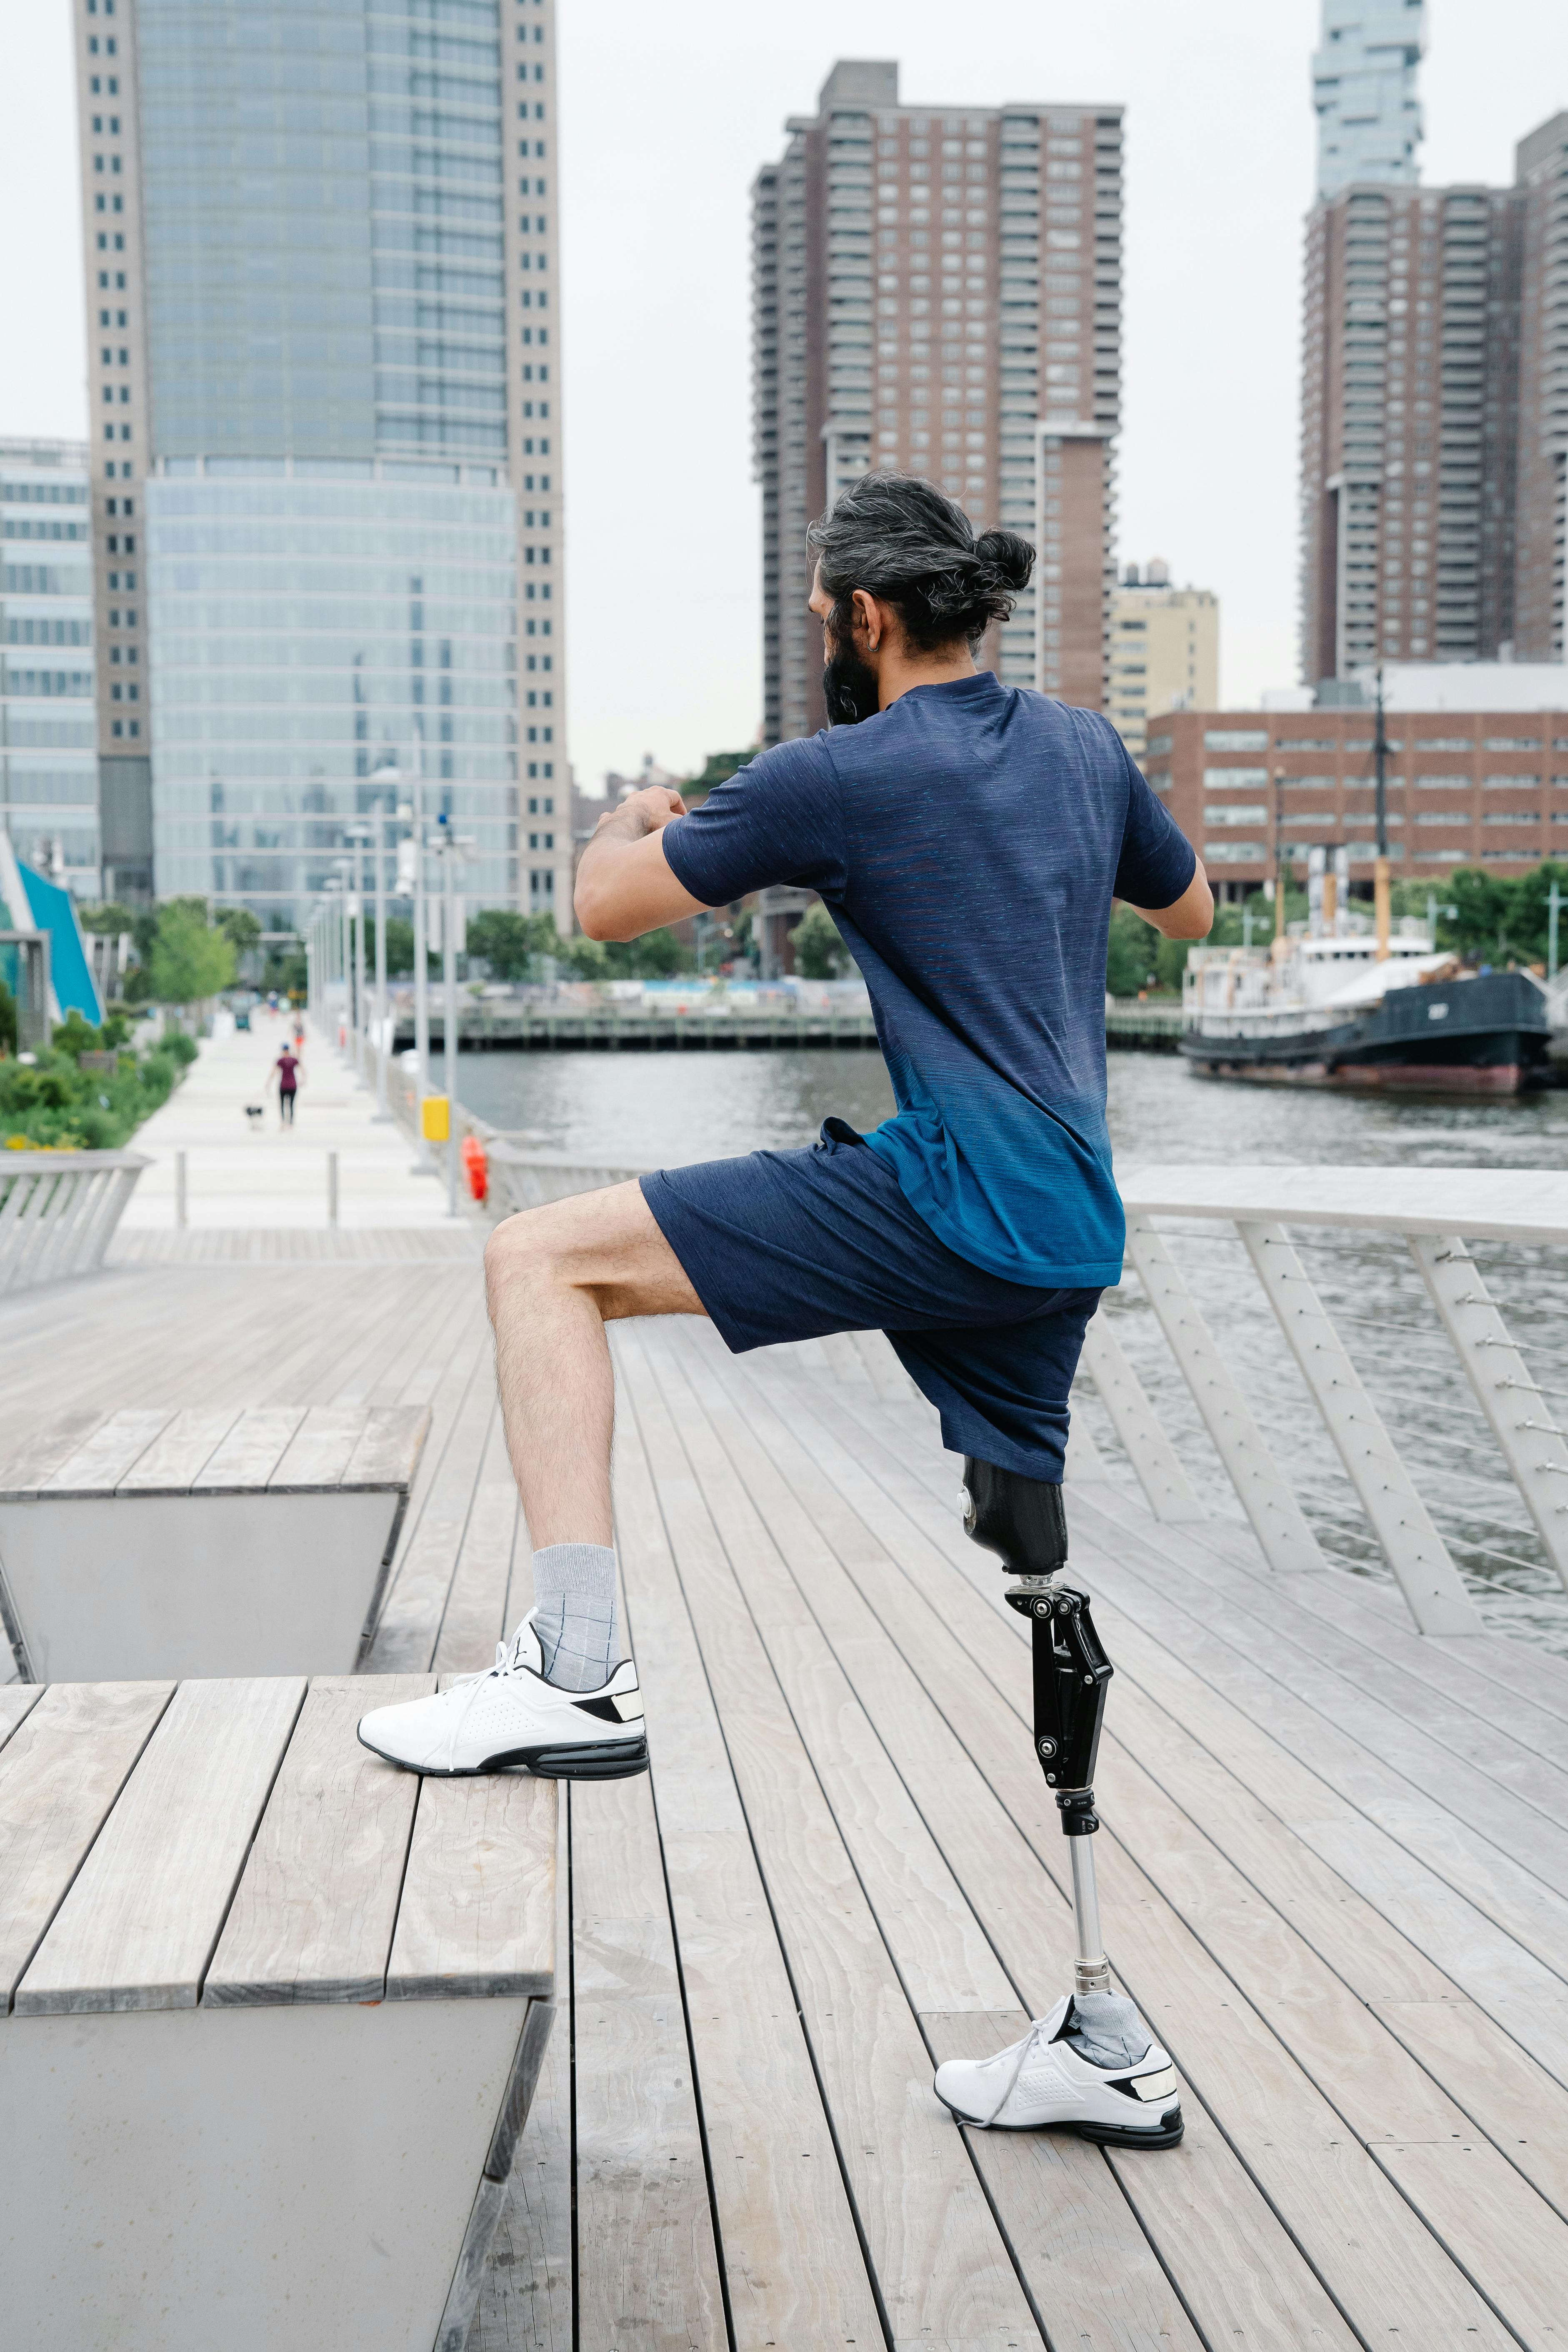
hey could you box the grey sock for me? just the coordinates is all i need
[1062,1992,1150,2070]
[530,1542,618,1692]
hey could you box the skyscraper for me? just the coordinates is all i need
[1107,563,1218,760]
[0,440,101,897]
[1514,112,1568,662]
[1312,1,1425,200]
[753,61,1123,743]
[71,0,570,935]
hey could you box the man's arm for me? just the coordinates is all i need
[574,787,711,942]
[1125,863,1213,941]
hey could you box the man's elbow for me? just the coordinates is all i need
[573,873,619,942]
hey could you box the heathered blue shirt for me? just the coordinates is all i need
[661,673,1197,1289]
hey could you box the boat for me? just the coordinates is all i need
[1180,931,1555,1093]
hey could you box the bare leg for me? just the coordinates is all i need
[483,1180,705,1546]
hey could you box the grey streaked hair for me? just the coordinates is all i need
[805,472,1034,650]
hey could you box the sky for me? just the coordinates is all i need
[2,1,1566,789]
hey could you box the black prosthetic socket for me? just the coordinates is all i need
[959,1457,1112,1820]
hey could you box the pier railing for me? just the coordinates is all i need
[1086,1166,1568,1640]
[0,1150,149,1295]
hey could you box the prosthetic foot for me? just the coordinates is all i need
[930,1460,1183,2145]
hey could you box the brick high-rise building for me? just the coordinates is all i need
[70,0,570,933]
[1514,112,1568,662]
[753,60,1123,744]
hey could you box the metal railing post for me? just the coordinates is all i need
[175,1150,188,1231]
[328,1150,339,1229]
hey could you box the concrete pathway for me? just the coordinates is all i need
[118,1007,468,1232]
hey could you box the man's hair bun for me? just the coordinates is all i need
[806,473,1036,650]
[976,529,1035,595]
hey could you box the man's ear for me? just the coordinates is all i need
[850,587,883,652]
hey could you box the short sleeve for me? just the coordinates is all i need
[661,735,848,908]
[1113,749,1198,910]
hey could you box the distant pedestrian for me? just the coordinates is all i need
[270,1045,303,1126]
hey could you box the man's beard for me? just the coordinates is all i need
[822,630,880,726]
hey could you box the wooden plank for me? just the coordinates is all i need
[387,1762,555,2002]
[14,1676,305,2015]
[433,1402,519,1677]
[191,1406,308,1491]
[571,1768,728,2351]
[474,1792,573,2352]
[617,1332,1069,2352]
[115,1406,244,1494]
[0,1410,106,1499]
[0,1684,43,1748]
[343,1403,431,1490]
[609,1395,885,2351]
[665,1330,1223,2347]
[738,1349,1517,2347]
[268,1406,374,1491]
[42,1408,176,1496]
[716,1337,1364,2352]
[0,1680,174,2010]
[204,1673,433,2007]
[364,1305,500,1672]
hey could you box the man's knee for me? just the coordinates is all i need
[484,1204,567,1310]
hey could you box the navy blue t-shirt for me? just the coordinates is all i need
[661,673,1196,1289]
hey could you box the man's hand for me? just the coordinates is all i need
[593,785,687,841]
[575,788,710,942]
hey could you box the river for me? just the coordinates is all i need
[434,1044,1568,1653]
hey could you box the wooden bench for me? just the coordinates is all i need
[0,1405,429,1682]
[0,1674,556,2352]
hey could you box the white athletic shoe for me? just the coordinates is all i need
[357,1615,648,1781]
[933,1996,1183,2146]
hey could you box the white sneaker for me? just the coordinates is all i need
[933,1996,1183,2145]
[357,1615,648,1780]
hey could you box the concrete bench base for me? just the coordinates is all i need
[0,1995,553,2352]
[0,1489,403,1681]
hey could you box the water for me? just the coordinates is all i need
[438,1044,1568,1653]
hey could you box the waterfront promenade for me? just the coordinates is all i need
[3,1094,1568,2345]
[113,1008,466,1248]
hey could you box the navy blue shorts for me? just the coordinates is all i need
[640,1120,1100,1482]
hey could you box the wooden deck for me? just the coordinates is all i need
[6,1251,1568,2347]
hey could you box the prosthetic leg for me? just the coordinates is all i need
[930,1460,1183,2144]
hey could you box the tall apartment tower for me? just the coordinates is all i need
[1299,179,1523,680]
[1514,112,1568,661]
[753,61,1123,743]
[1312,1,1426,200]
[70,0,571,935]
[0,440,100,897]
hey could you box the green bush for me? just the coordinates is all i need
[0,1024,194,1150]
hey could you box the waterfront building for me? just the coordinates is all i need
[1108,563,1218,759]
[1143,689,1568,899]
[0,439,102,901]
[753,60,1123,741]
[1312,1,1425,201]
[70,0,571,935]
[1514,112,1568,663]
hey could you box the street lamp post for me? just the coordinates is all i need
[367,763,400,1123]
[436,812,474,1221]
[345,821,371,1086]
[410,722,434,1172]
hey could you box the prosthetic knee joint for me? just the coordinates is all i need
[961,1457,1112,2000]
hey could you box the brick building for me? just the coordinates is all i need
[1143,705,1568,898]
[1300,108,1568,680]
[752,60,1123,742]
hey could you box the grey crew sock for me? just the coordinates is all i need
[530,1542,618,1692]
[1062,1992,1150,2070]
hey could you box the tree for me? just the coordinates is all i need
[465,908,558,979]
[1502,861,1568,966]
[78,900,138,937]
[1443,868,1513,963]
[1105,903,1162,997]
[217,907,263,955]
[149,901,237,1008]
[792,900,853,979]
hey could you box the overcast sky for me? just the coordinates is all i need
[3,0,1565,787]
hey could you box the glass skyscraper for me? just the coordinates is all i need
[72,0,568,933]
[0,441,100,897]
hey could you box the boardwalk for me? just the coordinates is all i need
[5,1195,1567,2347]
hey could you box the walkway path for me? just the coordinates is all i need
[116,1007,467,1236]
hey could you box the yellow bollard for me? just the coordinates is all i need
[421,1094,450,1142]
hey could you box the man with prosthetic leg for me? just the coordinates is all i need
[357,475,1208,2154]
[931,1462,1183,2145]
